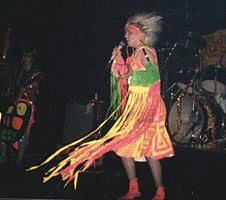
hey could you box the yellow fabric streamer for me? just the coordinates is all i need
[27,86,173,190]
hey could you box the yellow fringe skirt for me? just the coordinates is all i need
[28,81,174,189]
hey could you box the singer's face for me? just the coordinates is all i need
[125,29,144,48]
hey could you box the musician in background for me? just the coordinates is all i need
[0,46,43,166]
[16,47,40,101]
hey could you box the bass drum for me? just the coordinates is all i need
[168,95,225,145]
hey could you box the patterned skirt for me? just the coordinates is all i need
[28,80,174,189]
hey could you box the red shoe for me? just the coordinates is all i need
[118,178,141,200]
[151,186,165,200]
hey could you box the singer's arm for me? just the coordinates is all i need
[111,49,132,79]
[112,61,131,79]
[110,49,128,117]
[110,47,123,64]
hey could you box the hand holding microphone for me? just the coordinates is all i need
[108,41,126,64]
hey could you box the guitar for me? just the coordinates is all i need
[16,71,44,102]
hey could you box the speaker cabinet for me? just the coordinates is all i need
[62,103,94,144]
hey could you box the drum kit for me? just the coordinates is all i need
[161,32,226,149]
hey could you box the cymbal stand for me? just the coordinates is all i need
[185,0,189,21]
[163,42,178,67]
[161,42,178,102]
[174,69,199,146]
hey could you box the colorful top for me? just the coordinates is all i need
[111,46,174,160]
[28,45,174,190]
[110,46,160,116]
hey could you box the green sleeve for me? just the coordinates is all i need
[110,70,121,119]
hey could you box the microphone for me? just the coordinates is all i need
[108,41,126,64]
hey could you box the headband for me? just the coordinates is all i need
[126,24,142,33]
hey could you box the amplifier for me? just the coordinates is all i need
[62,103,94,144]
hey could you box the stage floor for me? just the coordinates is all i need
[0,144,226,200]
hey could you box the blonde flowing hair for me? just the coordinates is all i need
[125,12,163,46]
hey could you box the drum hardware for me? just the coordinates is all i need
[200,135,226,150]
[167,82,181,97]
[173,93,202,145]
[163,28,226,149]
[168,94,225,148]
[160,42,178,102]
[199,65,226,100]
[176,31,207,50]
[179,121,201,145]
[200,128,216,146]
[206,135,226,146]
[183,31,207,50]
[166,82,177,93]
[176,81,200,95]
[175,63,201,96]
[165,82,186,111]
[175,96,182,135]
[167,78,197,111]
[163,42,178,66]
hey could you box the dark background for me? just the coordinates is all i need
[0,0,225,154]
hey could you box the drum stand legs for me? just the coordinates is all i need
[176,123,198,145]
